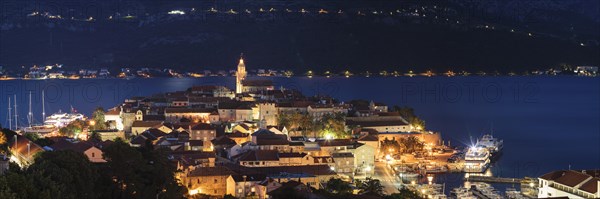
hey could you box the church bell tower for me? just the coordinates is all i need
[235,54,247,94]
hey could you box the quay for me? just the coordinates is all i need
[465,175,523,184]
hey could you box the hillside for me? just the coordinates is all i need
[0,0,598,73]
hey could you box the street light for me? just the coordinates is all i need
[156,188,166,199]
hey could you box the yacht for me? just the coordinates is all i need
[22,125,57,136]
[463,146,490,173]
[475,134,503,155]
[470,183,503,199]
[395,165,421,181]
[450,187,477,199]
[44,110,85,128]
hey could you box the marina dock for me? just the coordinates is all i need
[465,175,523,184]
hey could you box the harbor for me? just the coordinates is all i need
[381,133,538,198]
[0,76,597,199]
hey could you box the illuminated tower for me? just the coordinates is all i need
[235,54,247,94]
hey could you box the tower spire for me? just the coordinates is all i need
[235,53,247,94]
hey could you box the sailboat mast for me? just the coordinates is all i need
[8,97,12,130]
[42,90,45,123]
[14,95,17,129]
[28,91,33,126]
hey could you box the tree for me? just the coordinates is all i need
[399,136,424,154]
[22,133,54,147]
[267,183,307,199]
[384,187,423,199]
[223,194,237,199]
[277,113,291,129]
[325,178,353,195]
[91,107,107,130]
[381,137,402,155]
[278,113,317,137]
[393,106,426,130]
[318,113,348,139]
[59,119,85,137]
[0,132,7,145]
[356,177,385,196]
[0,175,18,199]
[28,150,100,199]
[100,139,185,199]
[0,150,100,199]
[0,129,17,154]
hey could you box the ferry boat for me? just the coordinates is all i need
[463,146,490,173]
[475,134,503,155]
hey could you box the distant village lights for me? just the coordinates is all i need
[168,10,186,15]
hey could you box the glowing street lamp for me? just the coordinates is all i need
[189,188,199,195]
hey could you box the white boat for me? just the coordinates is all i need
[505,188,528,199]
[470,183,503,199]
[395,165,421,181]
[22,125,57,136]
[44,110,85,128]
[424,164,448,174]
[475,134,503,155]
[450,187,476,199]
[463,146,490,173]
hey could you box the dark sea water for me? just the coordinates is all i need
[1,76,598,183]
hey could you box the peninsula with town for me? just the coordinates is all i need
[0,57,598,199]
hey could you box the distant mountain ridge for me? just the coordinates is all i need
[0,0,598,73]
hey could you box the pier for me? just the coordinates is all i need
[465,175,523,184]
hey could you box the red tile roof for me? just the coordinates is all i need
[132,121,163,128]
[242,79,273,87]
[580,177,599,194]
[50,139,96,153]
[346,119,408,127]
[235,150,280,162]
[358,134,379,142]
[10,135,44,161]
[278,152,308,158]
[554,170,592,187]
[187,166,236,177]
[318,139,354,147]
[164,107,214,114]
